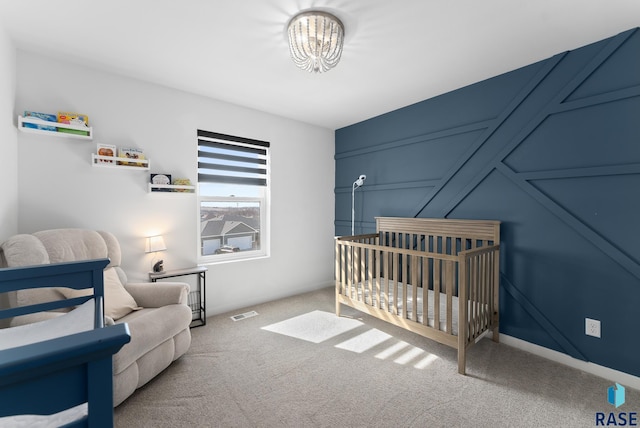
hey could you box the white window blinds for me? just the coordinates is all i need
[197,129,270,187]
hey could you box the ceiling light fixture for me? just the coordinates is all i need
[287,10,345,73]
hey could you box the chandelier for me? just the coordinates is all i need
[287,11,345,73]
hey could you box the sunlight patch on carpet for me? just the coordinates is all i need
[335,328,392,353]
[414,353,439,369]
[375,341,410,360]
[261,310,363,344]
[394,346,425,364]
[374,340,439,369]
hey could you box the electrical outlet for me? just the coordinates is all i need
[586,318,601,338]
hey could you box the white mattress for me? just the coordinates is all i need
[343,280,460,335]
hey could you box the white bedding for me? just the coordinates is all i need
[343,280,491,336]
[0,300,95,350]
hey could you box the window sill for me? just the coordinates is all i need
[199,253,269,266]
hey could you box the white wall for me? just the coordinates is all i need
[15,51,335,315]
[0,26,17,240]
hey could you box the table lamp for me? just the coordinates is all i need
[145,235,167,273]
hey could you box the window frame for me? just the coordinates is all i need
[197,130,270,264]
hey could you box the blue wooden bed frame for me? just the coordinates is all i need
[0,259,131,427]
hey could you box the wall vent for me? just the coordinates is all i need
[230,311,259,321]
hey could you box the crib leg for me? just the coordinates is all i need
[458,348,466,375]
[336,297,341,317]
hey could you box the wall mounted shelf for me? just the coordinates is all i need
[91,154,150,170]
[18,115,93,140]
[148,183,195,193]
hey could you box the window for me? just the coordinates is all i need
[197,129,270,262]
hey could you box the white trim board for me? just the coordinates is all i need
[500,334,640,391]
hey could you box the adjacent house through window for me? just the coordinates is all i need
[197,129,270,262]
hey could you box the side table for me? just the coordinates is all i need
[149,266,207,328]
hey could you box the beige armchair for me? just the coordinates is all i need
[0,229,192,406]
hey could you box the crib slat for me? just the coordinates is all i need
[433,259,440,331]
[342,243,347,297]
[468,255,474,338]
[338,243,343,296]
[402,254,408,319]
[477,253,485,337]
[422,257,429,327]
[483,253,488,333]
[383,250,389,312]
[445,260,454,334]
[475,254,481,337]
[483,252,489,333]
[360,245,366,303]
[344,244,349,295]
[353,245,358,300]
[352,246,357,299]
[346,246,352,299]
[336,241,342,295]
[472,254,478,337]
[481,252,488,333]
[360,246,366,304]
[367,248,373,306]
[375,249,381,309]
[393,252,399,316]
[411,256,418,322]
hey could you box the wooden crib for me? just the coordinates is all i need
[335,217,501,374]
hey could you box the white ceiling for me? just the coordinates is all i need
[1,1,639,130]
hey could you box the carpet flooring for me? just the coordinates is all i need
[114,286,637,427]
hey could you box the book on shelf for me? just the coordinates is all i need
[96,143,117,163]
[23,111,57,131]
[117,147,146,166]
[150,174,172,192]
[57,111,89,136]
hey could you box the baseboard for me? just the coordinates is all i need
[499,333,640,391]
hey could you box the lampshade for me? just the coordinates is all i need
[145,235,167,253]
[287,11,344,73]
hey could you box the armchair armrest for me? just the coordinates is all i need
[124,282,189,307]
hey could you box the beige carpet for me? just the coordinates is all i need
[114,286,636,427]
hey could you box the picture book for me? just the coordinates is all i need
[23,111,57,131]
[118,147,145,166]
[96,143,117,163]
[57,112,90,136]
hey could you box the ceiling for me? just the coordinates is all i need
[1,1,639,130]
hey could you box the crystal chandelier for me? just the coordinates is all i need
[287,11,345,73]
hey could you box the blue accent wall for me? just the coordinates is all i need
[335,28,640,377]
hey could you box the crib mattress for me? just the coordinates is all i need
[343,280,461,335]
